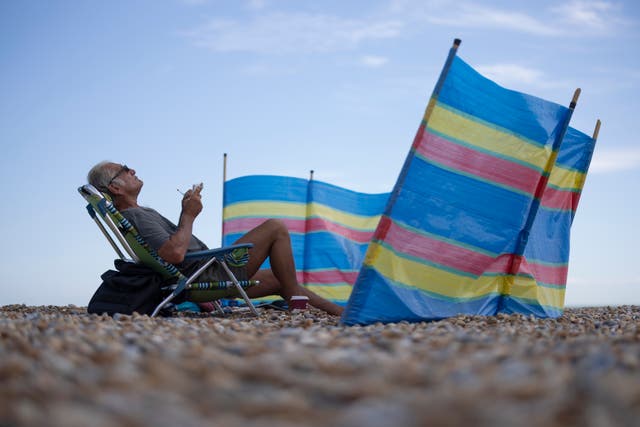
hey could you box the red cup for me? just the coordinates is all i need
[289,295,309,310]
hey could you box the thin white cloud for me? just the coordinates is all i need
[387,0,628,37]
[589,147,640,174]
[428,4,561,36]
[551,0,621,33]
[476,64,545,86]
[386,0,559,35]
[184,13,403,54]
[360,55,389,68]
[474,62,576,93]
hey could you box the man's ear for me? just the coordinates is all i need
[108,182,124,196]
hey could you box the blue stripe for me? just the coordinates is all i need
[523,207,571,264]
[555,126,596,172]
[500,296,563,318]
[225,175,390,217]
[309,180,389,216]
[224,175,308,205]
[304,232,370,270]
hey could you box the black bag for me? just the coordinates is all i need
[88,260,175,316]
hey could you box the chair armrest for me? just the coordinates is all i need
[184,243,254,260]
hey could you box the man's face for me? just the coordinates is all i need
[108,163,143,193]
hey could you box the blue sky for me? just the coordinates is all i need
[1,0,638,307]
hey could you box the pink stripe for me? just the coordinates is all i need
[223,217,306,235]
[484,255,568,286]
[540,187,580,211]
[483,254,513,274]
[411,123,427,151]
[523,259,568,286]
[303,270,359,285]
[224,217,376,243]
[417,131,541,195]
[306,217,376,243]
[381,217,496,276]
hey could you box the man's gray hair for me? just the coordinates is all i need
[87,161,114,191]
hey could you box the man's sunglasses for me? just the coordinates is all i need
[108,165,130,186]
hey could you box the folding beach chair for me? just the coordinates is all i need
[78,184,259,317]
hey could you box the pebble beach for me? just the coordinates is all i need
[1,304,639,427]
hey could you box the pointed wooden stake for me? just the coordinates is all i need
[570,88,581,110]
[592,119,601,141]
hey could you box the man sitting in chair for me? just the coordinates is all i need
[88,161,344,316]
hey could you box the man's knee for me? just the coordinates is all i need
[262,218,289,238]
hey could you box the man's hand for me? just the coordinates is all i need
[181,183,203,218]
[158,182,204,264]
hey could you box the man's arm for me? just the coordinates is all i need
[157,186,203,264]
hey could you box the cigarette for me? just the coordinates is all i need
[177,189,185,195]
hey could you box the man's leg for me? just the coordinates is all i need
[233,219,344,316]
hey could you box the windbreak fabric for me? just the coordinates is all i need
[341,55,577,325]
[223,175,309,271]
[222,175,389,304]
[503,127,596,316]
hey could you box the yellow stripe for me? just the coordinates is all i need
[225,201,382,231]
[428,104,552,170]
[364,240,383,265]
[308,203,382,231]
[368,243,500,299]
[548,164,587,191]
[510,275,565,309]
[224,201,306,219]
[305,284,353,301]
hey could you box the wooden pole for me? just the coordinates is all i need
[309,169,314,181]
[570,88,581,110]
[221,153,227,246]
[223,152,228,183]
[592,119,601,141]
[422,38,462,124]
